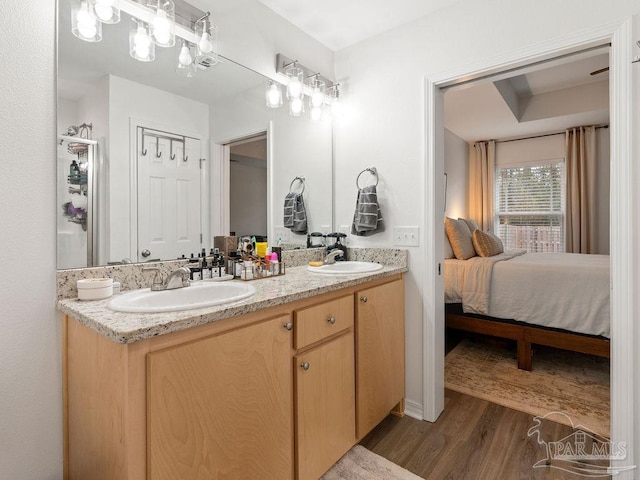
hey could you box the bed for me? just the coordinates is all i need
[444,251,610,370]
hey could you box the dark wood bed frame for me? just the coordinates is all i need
[445,304,610,371]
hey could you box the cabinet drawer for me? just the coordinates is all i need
[294,295,353,349]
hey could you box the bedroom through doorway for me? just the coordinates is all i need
[440,45,612,437]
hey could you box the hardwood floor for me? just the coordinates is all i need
[360,389,611,480]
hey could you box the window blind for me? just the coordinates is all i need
[495,161,565,253]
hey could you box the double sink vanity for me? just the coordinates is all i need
[58,249,407,480]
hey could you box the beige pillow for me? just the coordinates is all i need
[472,230,504,257]
[444,230,454,259]
[445,217,476,260]
[458,217,479,233]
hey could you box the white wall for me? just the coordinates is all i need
[444,129,469,219]
[334,0,638,418]
[0,1,61,478]
[0,1,333,478]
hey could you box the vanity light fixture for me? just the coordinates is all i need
[72,0,103,42]
[194,13,218,68]
[273,53,338,120]
[329,84,343,119]
[69,0,218,74]
[90,0,120,24]
[175,39,196,77]
[129,18,155,62]
[265,80,283,108]
[149,0,175,48]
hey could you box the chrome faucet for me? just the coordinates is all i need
[143,266,191,291]
[324,249,344,265]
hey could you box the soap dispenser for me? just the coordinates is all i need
[326,232,347,261]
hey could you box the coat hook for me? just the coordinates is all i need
[141,133,148,156]
[155,137,162,158]
[169,139,176,160]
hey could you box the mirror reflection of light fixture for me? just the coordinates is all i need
[266,80,283,108]
[149,0,175,48]
[129,18,155,62]
[273,54,338,120]
[176,40,196,77]
[194,13,218,68]
[69,0,219,75]
[72,0,103,42]
[90,0,120,24]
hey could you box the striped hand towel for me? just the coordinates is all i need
[351,185,384,236]
[284,192,308,234]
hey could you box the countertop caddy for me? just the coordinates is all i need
[60,249,407,480]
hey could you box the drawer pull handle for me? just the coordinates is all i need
[360,296,368,303]
[327,316,336,325]
[300,362,310,371]
[284,322,293,331]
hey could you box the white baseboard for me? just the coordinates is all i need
[403,399,424,421]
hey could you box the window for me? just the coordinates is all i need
[495,160,565,252]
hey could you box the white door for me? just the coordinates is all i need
[137,130,202,262]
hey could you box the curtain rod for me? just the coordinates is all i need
[473,124,609,146]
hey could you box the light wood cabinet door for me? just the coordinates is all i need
[146,315,294,480]
[295,331,355,480]
[356,279,405,439]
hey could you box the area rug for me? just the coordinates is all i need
[322,445,423,480]
[445,339,610,437]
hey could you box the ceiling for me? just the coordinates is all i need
[444,51,610,142]
[256,0,462,51]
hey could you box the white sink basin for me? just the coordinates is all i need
[307,261,384,275]
[108,281,256,313]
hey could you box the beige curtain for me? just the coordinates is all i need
[565,126,597,253]
[469,140,495,231]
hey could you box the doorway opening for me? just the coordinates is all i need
[226,132,268,238]
[423,20,636,473]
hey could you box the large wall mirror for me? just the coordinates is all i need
[56,0,333,269]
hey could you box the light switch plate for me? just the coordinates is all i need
[393,226,420,247]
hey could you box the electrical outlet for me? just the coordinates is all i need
[393,226,420,247]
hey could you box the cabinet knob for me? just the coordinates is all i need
[141,249,151,257]
[360,296,368,303]
[300,362,310,371]
[327,316,336,325]
[283,322,293,331]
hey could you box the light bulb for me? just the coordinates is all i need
[77,1,97,38]
[311,88,324,108]
[198,31,213,53]
[178,45,192,66]
[267,84,281,107]
[94,4,113,22]
[153,9,171,45]
[291,98,303,114]
[134,26,151,59]
[288,78,302,98]
[310,106,322,121]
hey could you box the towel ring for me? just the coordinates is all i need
[356,167,379,189]
[289,176,306,194]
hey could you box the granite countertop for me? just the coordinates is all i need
[58,264,407,344]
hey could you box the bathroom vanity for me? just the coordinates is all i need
[59,262,406,480]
